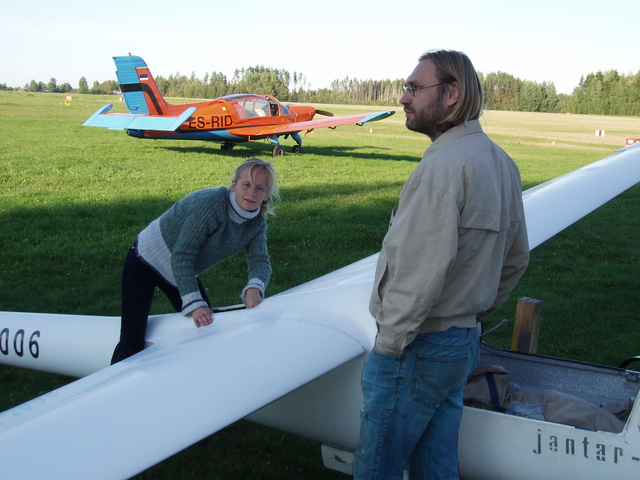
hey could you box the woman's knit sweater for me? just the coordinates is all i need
[136,186,271,315]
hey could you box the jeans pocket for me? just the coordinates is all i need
[411,352,469,408]
[362,349,402,389]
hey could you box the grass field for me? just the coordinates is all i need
[1,91,639,479]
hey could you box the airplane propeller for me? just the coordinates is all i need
[315,109,335,117]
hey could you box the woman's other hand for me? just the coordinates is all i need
[244,288,263,308]
[192,306,213,328]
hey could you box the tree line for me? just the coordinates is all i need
[3,66,639,116]
[480,70,640,116]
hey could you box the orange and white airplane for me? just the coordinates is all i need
[83,55,395,156]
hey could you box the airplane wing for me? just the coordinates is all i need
[226,110,396,137]
[82,104,197,131]
[0,280,371,479]
[523,142,640,249]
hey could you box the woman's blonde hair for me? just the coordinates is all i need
[231,157,280,216]
[420,49,484,130]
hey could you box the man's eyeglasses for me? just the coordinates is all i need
[402,82,449,97]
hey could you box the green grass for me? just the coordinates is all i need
[1,91,639,478]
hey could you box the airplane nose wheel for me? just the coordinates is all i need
[272,145,286,157]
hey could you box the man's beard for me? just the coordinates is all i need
[405,94,446,139]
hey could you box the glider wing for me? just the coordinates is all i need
[523,142,640,249]
[0,283,370,480]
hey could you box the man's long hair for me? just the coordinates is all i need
[420,49,484,130]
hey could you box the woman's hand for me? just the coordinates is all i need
[192,306,213,328]
[244,288,263,308]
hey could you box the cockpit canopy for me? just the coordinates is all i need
[222,94,290,119]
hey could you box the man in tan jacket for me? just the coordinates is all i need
[354,50,529,480]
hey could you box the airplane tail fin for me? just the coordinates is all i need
[114,55,170,115]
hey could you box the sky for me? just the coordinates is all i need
[1,0,637,95]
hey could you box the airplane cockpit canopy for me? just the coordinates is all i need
[223,94,290,119]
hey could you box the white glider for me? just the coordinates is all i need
[1,143,639,479]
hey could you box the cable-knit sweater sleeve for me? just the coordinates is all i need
[242,220,271,298]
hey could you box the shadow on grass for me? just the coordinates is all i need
[0,177,406,316]
[158,142,421,163]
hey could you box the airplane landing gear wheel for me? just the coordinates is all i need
[292,145,302,154]
[221,142,235,151]
[272,145,285,157]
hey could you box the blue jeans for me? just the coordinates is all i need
[354,327,479,480]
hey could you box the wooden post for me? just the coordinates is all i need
[511,297,542,353]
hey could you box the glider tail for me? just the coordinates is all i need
[114,55,170,115]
